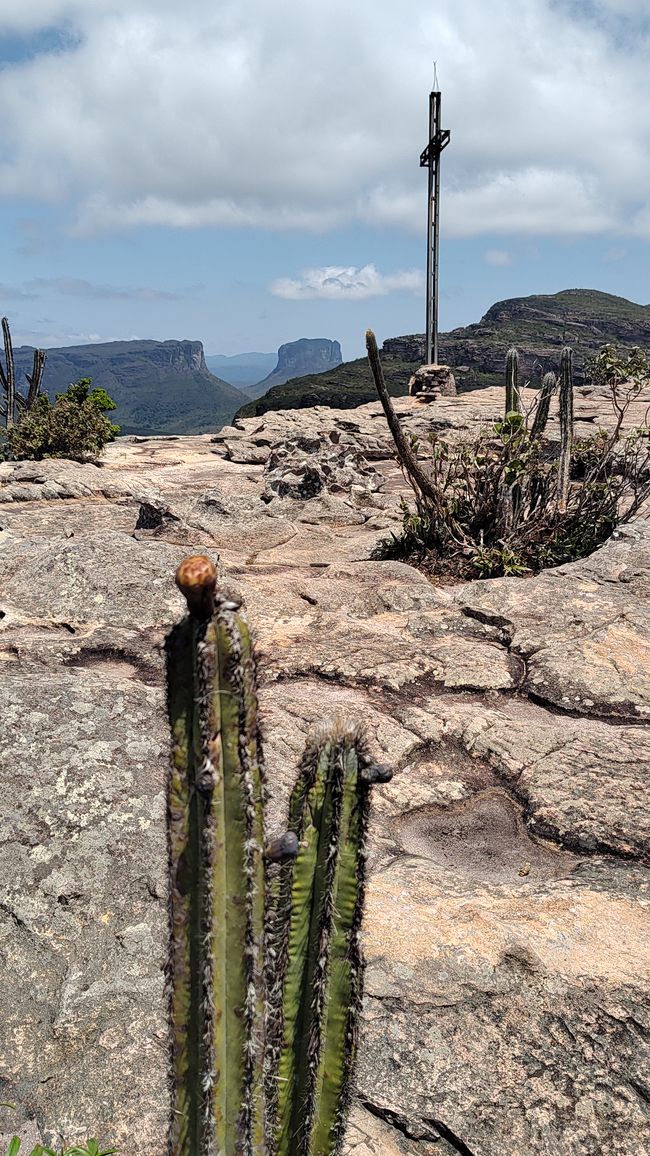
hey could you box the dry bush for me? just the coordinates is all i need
[366,333,650,579]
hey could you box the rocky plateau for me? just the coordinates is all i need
[0,383,649,1155]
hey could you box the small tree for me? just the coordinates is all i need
[5,378,120,461]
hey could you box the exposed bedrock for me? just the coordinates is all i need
[0,392,648,1155]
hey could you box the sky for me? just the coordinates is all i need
[0,0,649,360]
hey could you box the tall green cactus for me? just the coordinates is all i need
[505,347,521,416]
[530,371,556,440]
[167,555,267,1156]
[166,557,390,1156]
[557,347,574,512]
[268,724,387,1156]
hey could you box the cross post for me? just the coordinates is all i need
[420,89,450,365]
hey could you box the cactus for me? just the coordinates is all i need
[505,347,521,416]
[365,329,440,514]
[268,723,380,1156]
[530,371,556,440]
[166,556,390,1156]
[0,317,46,428]
[557,348,574,512]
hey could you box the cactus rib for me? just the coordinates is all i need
[270,722,372,1156]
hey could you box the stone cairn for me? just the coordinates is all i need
[408,363,456,401]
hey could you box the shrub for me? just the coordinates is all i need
[4,379,119,461]
[366,333,650,580]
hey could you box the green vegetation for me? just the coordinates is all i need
[2,379,119,461]
[367,332,650,580]
[3,560,388,1156]
[167,557,390,1155]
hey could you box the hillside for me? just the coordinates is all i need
[12,339,246,436]
[236,289,650,420]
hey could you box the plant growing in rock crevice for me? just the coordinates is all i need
[166,556,391,1156]
[367,331,650,579]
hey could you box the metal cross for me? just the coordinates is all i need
[420,87,450,365]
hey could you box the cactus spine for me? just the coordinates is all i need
[530,371,556,440]
[557,348,574,512]
[505,347,521,416]
[167,557,389,1156]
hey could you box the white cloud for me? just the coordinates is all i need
[269,264,424,300]
[0,0,648,239]
[484,249,513,266]
[446,169,614,237]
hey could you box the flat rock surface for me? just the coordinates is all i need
[1,388,649,1156]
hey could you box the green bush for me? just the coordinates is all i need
[4,379,119,461]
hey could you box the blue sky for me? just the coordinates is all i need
[0,0,649,361]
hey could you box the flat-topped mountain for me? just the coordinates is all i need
[207,339,343,400]
[12,338,247,436]
[251,337,342,395]
[236,289,650,419]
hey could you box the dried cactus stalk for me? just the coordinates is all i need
[530,371,556,439]
[557,348,574,512]
[26,348,46,407]
[0,318,46,426]
[505,347,520,416]
[1,317,15,429]
[167,556,267,1156]
[270,722,377,1156]
[365,329,440,513]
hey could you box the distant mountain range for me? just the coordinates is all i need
[235,289,650,420]
[252,338,342,395]
[10,335,343,436]
[12,339,245,436]
[12,293,647,436]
